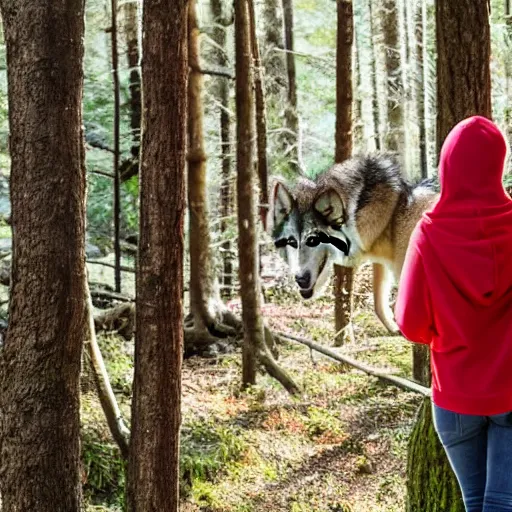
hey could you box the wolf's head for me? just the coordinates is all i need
[267,155,409,299]
[267,178,359,299]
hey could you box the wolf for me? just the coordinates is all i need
[267,154,438,333]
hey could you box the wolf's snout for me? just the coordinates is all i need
[295,271,311,290]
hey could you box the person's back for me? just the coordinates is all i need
[395,116,512,512]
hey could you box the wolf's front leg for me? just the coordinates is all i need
[372,263,399,334]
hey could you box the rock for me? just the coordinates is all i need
[86,242,102,259]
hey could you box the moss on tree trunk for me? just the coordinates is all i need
[406,398,464,512]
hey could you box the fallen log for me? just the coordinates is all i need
[94,302,135,340]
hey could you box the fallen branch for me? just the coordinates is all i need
[87,259,136,274]
[277,331,431,397]
[90,289,134,303]
[85,283,130,460]
[190,64,234,80]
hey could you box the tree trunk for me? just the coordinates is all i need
[368,0,381,150]
[412,0,429,372]
[0,0,86,509]
[412,346,430,386]
[210,0,234,298]
[415,0,428,179]
[263,0,287,96]
[353,27,364,151]
[436,0,491,155]
[333,0,355,347]
[187,0,225,333]
[407,3,491,508]
[235,0,299,394]
[406,398,464,512]
[126,0,188,509]
[111,0,122,293]
[381,0,405,156]
[120,0,141,181]
[281,0,301,173]
[248,0,269,228]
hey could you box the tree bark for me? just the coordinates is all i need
[353,27,364,151]
[236,0,299,394]
[381,0,405,155]
[0,0,86,509]
[406,398,464,512]
[236,0,261,387]
[263,0,287,96]
[120,0,141,181]
[210,0,234,298]
[282,0,301,173]
[368,0,381,150]
[415,0,428,179]
[248,0,269,227]
[187,0,225,333]
[334,0,355,347]
[436,0,491,155]
[126,0,188,509]
[111,0,122,293]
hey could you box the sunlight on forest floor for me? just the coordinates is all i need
[82,265,420,512]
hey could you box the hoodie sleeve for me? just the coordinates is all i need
[395,235,435,345]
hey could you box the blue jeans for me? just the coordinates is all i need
[433,404,512,512]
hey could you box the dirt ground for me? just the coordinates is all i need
[178,265,421,512]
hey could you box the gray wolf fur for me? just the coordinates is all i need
[267,154,438,333]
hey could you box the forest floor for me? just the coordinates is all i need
[82,263,422,512]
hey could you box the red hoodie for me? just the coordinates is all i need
[395,116,512,415]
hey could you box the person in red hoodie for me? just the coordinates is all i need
[395,115,512,512]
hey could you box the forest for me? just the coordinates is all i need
[0,0,509,511]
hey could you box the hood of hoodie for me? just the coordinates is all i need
[422,116,512,305]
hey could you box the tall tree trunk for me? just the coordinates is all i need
[187,0,224,332]
[120,0,141,181]
[126,0,188,509]
[111,0,122,293]
[263,0,287,96]
[368,0,381,150]
[381,0,405,157]
[0,0,86,509]
[415,0,428,179]
[402,0,416,176]
[235,0,299,394]
[248,0,269,227]
[407,2,491,509]
[210,0,233,298]
[436,0,491,155]
[353,28,364,151]
[282,0,301,173]
[334,0,355,347]
[411,0,428,376]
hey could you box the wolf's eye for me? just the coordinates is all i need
[274,236,298,249]
[305,235,321,247]
[287,237,298,248]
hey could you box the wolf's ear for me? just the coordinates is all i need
[314,188,345,227]
[269,181,294,230]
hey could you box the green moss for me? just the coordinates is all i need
[181,419,248,493]
[406,398,464,512]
